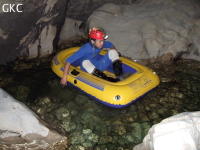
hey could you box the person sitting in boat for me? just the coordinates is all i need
[60,27,123,86]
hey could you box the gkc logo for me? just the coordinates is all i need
[2,4,23,12]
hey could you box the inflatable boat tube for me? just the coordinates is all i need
[51,47,160,108]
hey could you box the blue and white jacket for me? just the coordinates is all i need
[66,41,114,69]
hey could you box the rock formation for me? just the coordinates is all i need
[0,88,67,149]
[1,0,200,63]
[0,0,135,64]
[133,111,200,150]
[0,0,68,63]
[87,0,200,62]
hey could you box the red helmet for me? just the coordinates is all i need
[89,27,108,40]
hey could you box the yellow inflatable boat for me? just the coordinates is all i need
[51,47,160,108]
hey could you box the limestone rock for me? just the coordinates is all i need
[0,88,67,149]
[0,0,137,64]
[1,0,200,63]
[87,0,200,62]
[58,18,87,45]
[0,0,68,63]
[133,111,200,150]
[66,0,136,22]
[59,0,137,48]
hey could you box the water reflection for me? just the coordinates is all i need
[1,56,200,149]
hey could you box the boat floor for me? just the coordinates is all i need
[101,70,132,79]
[74,66,132,79]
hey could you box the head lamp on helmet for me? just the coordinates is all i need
[89,27,108,40]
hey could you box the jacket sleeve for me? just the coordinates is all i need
[66,47,85,63]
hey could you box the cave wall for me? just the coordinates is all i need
[86,0,200,62]
[0,0,69,64]
[66,0,136,22]
[0,0,136,64]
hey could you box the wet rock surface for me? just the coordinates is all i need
[133,111,200,150]
[66,0,136,22]
[1,55,200,149]
[0,0,69,63]
[0,0,137,64]
[0,88,68,149]
[87,0,200,61]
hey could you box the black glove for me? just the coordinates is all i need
[118,52,122,57]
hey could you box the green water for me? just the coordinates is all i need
[1,56,200,150]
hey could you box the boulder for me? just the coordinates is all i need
[58,18,86,45]
[87,0,200,62]
[58,0,137,48]
[133,111,200,150]
[0,88,67,149]
[66,0,136,22]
